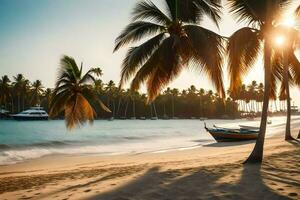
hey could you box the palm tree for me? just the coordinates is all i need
[114,0,225,102]
[227,0,300,163]
[116,88,125,118]
[257,83,264,112]
[171,88,179,118]
[49,55,110,129]
[0,75,11,110]
[31,80,44,106]
[105,80,117,118]
[41,88,52,111]
[94,79,105,94]
[13,74,26,112]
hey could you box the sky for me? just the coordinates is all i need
[0,0,300,107]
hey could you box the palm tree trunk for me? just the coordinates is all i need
[11,97,14,113]
[244,40,271,164]
[116,98,122,117]
[112,100,115,118]
[133,99,136,118]
[150,103,153,118]
[172,95,175,118]
[283,51,292,140]
[22,94,25,110]
[153,102,158,118]
[124,99,129,118]
[18,95,20,112]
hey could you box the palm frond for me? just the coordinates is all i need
[130,44,161,92]
[296,4,300,18]
[120,33,166,88]
[289,52,300,86]
[193,0,222,27]
[49,89,72,118]
[81,87,111,113]
[227,27,260,94]
[227,0,290,25]
[165,0,221,25]
[64,93,95,129]
[79,70,96,84]
[114,21,165,52]
[57,55,80,87]
[185,25,225,97]
[132,0,172,25]
[146,36,182,101]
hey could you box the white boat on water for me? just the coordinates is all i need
[12,107,48,120]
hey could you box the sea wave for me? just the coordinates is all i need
[0,137,207,165]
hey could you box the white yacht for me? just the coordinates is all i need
[12,107,48,120]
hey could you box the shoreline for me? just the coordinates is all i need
[1,116,299,166]
[0,129,299,199]
[0,122,295,169]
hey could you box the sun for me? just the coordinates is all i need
[274,35,285,47]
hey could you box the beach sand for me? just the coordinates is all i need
[0,131,299,200]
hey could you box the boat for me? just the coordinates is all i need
[204,123,258,142]
[12,107,48,120]
[213,125,241,132]
[0,108,10,119]
[239,125,259,131]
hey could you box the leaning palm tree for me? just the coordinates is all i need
[49,55,110,129]
[227,0,297,163]
[114,0,225,102]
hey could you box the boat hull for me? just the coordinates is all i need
[207,131,258,142]
[12,116,48,121]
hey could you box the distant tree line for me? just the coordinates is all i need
[228,81,288,113]
[0,74,240,119]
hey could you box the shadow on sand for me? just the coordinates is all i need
[202,140,255,147]
[87,148,299,200]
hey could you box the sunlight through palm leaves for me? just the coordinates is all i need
[227,0,300,163]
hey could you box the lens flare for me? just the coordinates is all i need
[274,35,285,47]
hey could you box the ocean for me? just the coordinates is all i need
[0,117,299,165]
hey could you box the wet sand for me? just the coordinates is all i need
[0,131,299,200]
